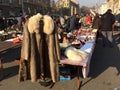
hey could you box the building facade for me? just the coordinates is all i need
[56,0,79,16]
[19,0,51,16]
[0,0,22,17]
[70,0,79,15]
[0,0,51,17]
[98,0,120,15]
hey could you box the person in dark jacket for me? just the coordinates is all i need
[115,12,120,31]
[92,13,101,43]
[0,16,7,30]
[92,13,101,29]
[100,9,115,48]
[69,14,77,33]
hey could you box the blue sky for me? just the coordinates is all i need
[55,0,106,7]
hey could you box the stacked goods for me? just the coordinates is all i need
[59,65,72,81]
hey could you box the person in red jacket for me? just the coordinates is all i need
[85,14,92,26]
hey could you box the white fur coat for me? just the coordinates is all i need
[65,47,88,61]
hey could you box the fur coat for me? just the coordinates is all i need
[18,13,61,83]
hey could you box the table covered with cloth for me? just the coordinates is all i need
[0,35,22,53]
[60,35,96,78]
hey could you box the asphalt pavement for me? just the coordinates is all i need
[0,31,120,90]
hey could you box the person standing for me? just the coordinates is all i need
[115,11,120,31]
[92,13,101,29]
[92,13,101,43]
[69,14,76,33]
[100,9,115,48]
[85,14,92,26]
[0,16,7,30]
[75,14,80,30]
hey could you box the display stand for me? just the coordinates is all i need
[0,37,22,80]
[60,33,96,90]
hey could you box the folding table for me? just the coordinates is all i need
[60,35,96,90]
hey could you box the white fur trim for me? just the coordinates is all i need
[65,47,88,61]
[28,14,54,35]
[43,15,54,35]
[28,13,43,33]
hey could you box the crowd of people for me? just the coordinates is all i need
[0,9,120,47]
[0,14,29,32]
[0,9,120,88]
[53,9,120,48]
[92,9,120,48]
[52,13,93,34]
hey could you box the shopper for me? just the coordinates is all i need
[92,13,101,43]
[69,14,77,33]
[115,11,120,31]
[92,13,101,29]
[100,9,115,48]
[85,14,92,26]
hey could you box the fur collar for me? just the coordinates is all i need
[28,13,54,35]
[43,15,54,35]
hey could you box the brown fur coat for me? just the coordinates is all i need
[18,13,61,83]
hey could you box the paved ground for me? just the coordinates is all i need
[0,31,120,90]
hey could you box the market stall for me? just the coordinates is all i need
[16,13,97,90]
[0,35,22,79]
[59,28,97,90]
[0,30,22,42]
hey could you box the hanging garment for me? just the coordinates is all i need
[18,13,61,85]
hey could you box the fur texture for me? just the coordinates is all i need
[19,13,60,83]
[65,47,88,61]
[43,15,54,35]
[0,59,3,69]
[28,13,43,33]
[28,13,54,35]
